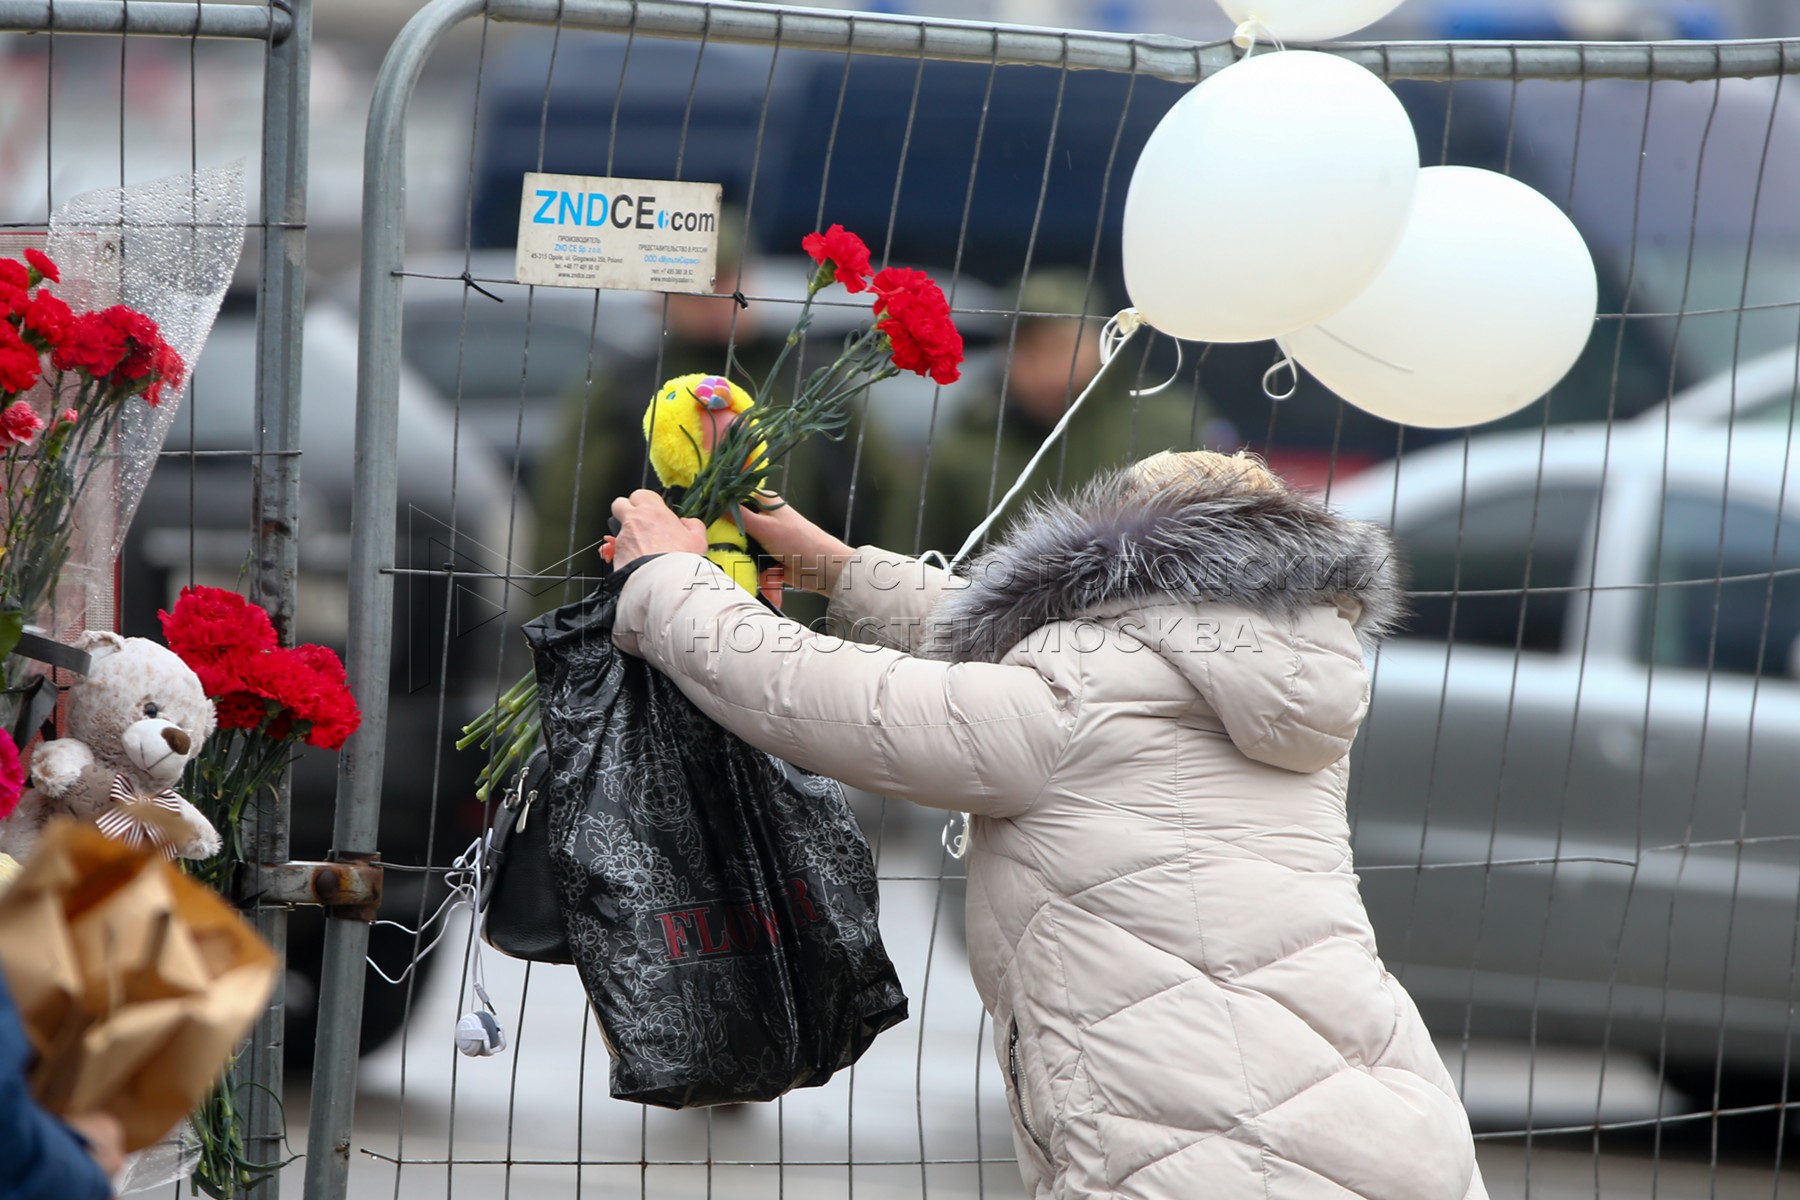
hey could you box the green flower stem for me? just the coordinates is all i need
[181,722,304,1198]
[0,373,133,626]
[751,260,829,406]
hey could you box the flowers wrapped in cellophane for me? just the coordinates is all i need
[0,164,245,738]
[0,251,184,723]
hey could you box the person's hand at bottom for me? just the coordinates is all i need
[65,1111,126,1179]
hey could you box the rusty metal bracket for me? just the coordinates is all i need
[247,853,383,922]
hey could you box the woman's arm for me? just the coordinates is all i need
[739,497,960,654]
[824,546,958,655]
[612,553,1077,817]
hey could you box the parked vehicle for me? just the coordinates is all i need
[121,299,524,1063]
[1648,344,1800,429]
[1334,420,1800,1089]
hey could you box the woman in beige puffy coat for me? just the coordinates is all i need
[608,451,1487,1200]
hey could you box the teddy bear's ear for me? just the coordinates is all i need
[75,630,127,661]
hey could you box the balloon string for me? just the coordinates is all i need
[1232,18,1286,56]
[928,306,1153,864]
[946,308,1148,572]
[1263,355,1299,401]
[1312,324,1416,373]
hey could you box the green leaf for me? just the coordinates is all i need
[0,608,23,664]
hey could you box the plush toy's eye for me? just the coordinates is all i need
[143,702,160,719]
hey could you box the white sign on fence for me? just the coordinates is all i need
[514,172,722,293]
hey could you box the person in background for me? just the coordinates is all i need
[530,215,892,624]
[1,969,124,1200]
[887,268,1216,559]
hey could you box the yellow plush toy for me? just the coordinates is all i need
[640,373,773,601]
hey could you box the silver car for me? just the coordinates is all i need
[1333,422,1800,1091]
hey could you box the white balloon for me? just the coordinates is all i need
[1217,0,1407,44]
[1122,51,1419,345]
[1281,166,1599,429]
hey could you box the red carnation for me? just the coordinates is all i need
[52,309,129,378]
[871,267,964,386]
[159,586,279,688]
[111,315,160,380]
[242,648,324,729]
[23,248,58,285]
[144,339,185,406]
[214,690,270,732]
[285,643,360,750]
[187,653,254,698]
[802,224,873,295]
[0,729,22,821]
[0,282,28,320]
[0,400,44,448]
[0,260,26,291]
[58,408,76,425]
[303,689,360,750]
[21,292,72,349]
[0,326,40,397]
[293,642,348,686]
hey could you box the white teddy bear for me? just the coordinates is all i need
[0,631,222,864]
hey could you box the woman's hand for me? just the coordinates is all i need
[739,492,855,596]
[609,491,708,569]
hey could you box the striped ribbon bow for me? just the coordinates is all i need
[94,774,188,860]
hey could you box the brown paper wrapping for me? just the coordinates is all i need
[0,819,277,1151]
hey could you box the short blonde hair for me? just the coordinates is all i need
[1129,450,1283,498]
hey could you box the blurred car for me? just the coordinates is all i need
[1647,344,1800,429]
[122,299,526,1064]
[1434,0,1727,40]
[1335,420,1800,1090]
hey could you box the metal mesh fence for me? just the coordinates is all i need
[0,2,305,1199]
[308,5,1800,1200]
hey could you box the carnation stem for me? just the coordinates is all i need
[465,677,541,798]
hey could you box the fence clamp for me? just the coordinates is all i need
[249,853,384,922]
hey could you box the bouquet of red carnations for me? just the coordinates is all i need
[158,584,360,1198]
[0,249,186,726]
[160,585,360,886]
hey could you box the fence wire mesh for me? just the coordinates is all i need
[310,5,1800,1200]
[0,3,304,1200]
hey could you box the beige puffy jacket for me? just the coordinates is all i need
[613,462,1487,1200]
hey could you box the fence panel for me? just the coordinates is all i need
[318,5,1800,1198]
[0,4,305,1198]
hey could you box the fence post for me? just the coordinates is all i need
[244,0,311,1194]
[300,2,484,1196]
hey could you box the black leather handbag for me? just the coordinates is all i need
[479,745,572,964]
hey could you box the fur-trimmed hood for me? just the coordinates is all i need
[920,458,1406,664]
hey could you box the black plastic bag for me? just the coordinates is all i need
[521,561,909,1108]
